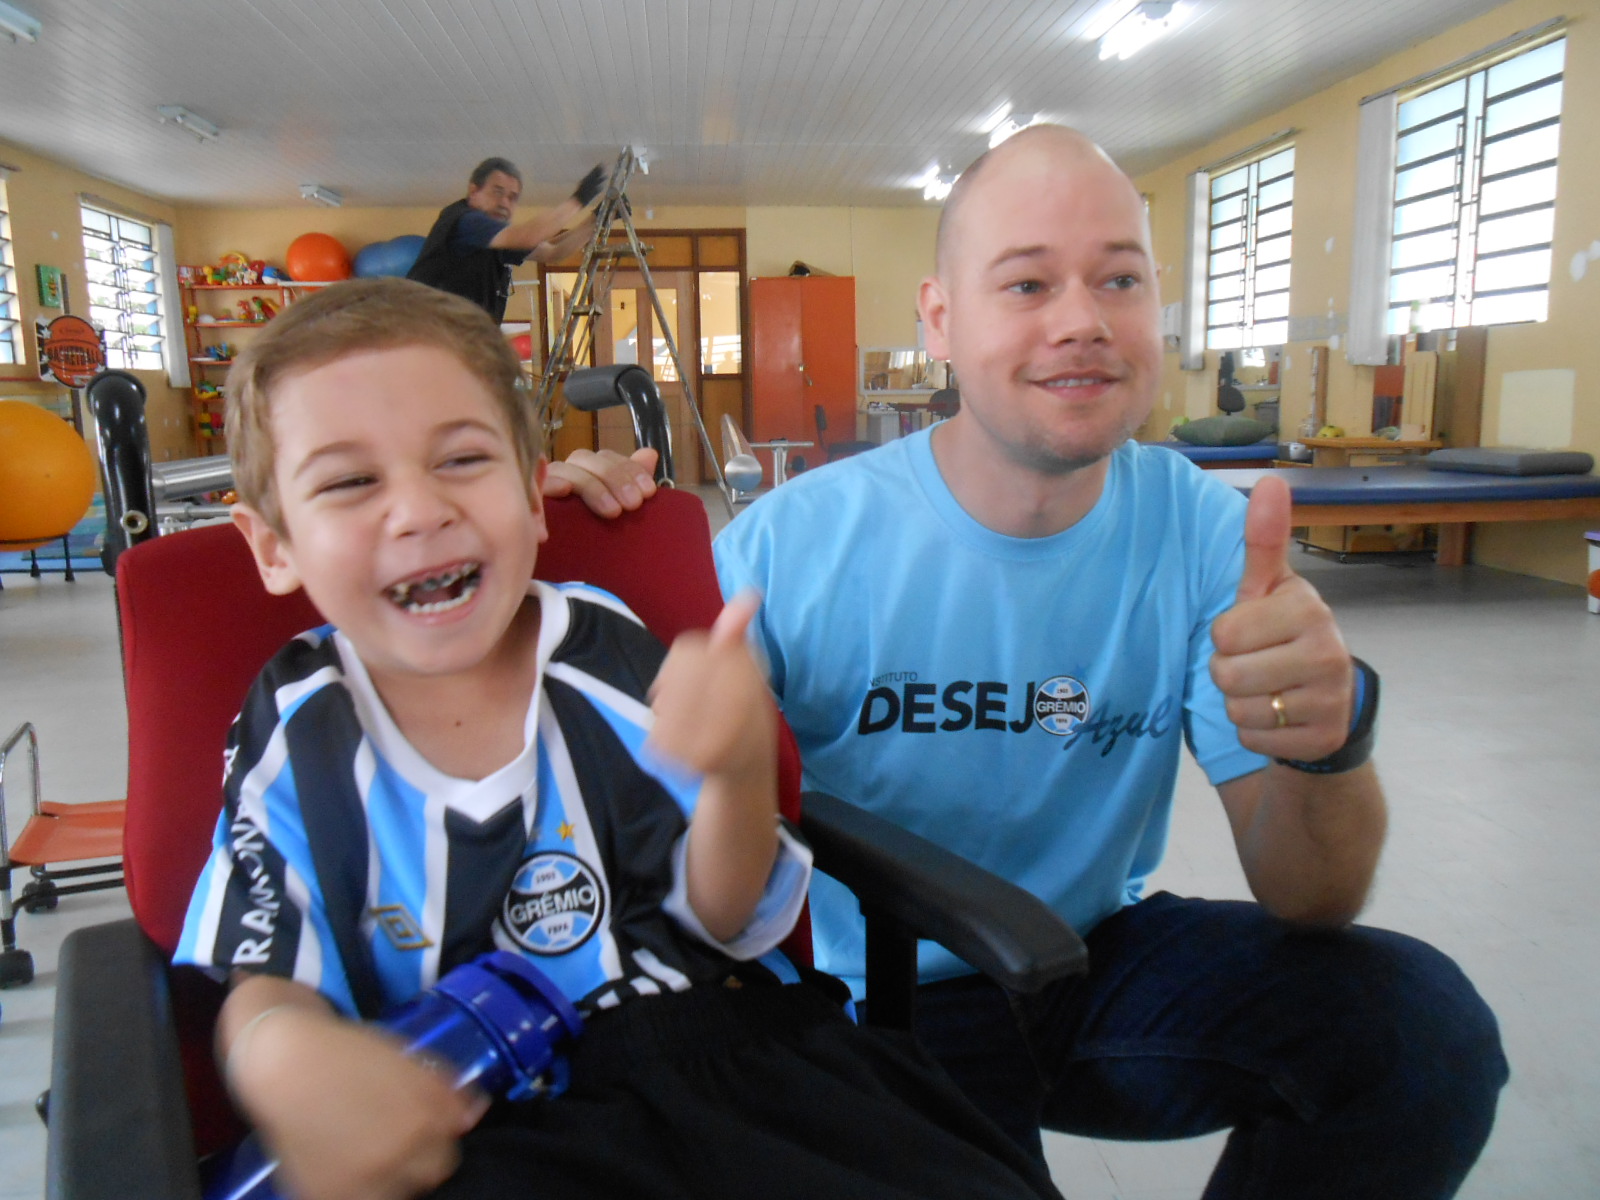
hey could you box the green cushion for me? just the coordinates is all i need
[1171,415,1275,447]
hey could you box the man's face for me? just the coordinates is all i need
[920,135,1162,476]
[467,170,521,222]
[234,345,547,703]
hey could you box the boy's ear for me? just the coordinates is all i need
[529,456,550,545]
[231,504,305,596]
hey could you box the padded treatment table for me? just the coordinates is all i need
[1154,441,1280,468]
[1211,466,1600,566]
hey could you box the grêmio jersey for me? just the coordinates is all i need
[176,581,811,1018]
[714,431,1267,996]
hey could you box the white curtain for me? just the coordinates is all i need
[155,221,188,388]
[1347,93,1399,366]
[1180,169,1208,370]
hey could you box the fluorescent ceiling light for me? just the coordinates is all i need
[156,105,219,142]
[1099,1,1189,61]
[976,102,1013,136]
[0,1,40,43]
[299,183,343,208]
[988,113,1037,149]
[912,163,958,202]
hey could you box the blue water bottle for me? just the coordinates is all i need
[201,951,583,1200]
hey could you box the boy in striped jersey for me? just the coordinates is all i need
[177,278,1060,1200]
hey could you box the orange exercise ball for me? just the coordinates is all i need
[285,232,352,282]
[0,400,98,551]
[1589,568,1600,600]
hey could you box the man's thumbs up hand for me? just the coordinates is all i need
[1210,476,1355,761]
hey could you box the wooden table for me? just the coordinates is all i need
[1299,437,1443,467]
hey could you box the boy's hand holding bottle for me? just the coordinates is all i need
[222,978,486,1200]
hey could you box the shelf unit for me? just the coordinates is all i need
[179,281,296,447]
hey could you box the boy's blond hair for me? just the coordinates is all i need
[226,276,541,534]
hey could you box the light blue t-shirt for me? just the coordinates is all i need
[714,430,1268,995]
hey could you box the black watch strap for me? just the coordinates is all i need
[1275,656,1379,775]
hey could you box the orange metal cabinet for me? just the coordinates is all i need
[750,276,856,445]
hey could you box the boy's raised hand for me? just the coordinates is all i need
[1209,475,1355,763]
[647,592,775,781]
[229,997,487,1200]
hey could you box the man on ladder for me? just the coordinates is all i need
[537,149,731,504]
[408,157,608,323]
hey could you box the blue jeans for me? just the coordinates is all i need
[906,893,1508,1200]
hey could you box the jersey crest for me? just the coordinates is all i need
[502,850,607,955]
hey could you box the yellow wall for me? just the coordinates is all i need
[746,205,940,347]
[0,138,189,460]
[1136,0,1597,584]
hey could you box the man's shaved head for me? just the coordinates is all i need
[934,126,1139,279]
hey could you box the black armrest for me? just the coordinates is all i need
[799,791,1087,1027]
[48,918,202,1200]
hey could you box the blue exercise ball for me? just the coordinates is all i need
[353,235,425,278]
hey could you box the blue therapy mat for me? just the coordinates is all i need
[1211,465,1600,505]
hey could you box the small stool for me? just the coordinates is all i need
[1586,531,1599,614]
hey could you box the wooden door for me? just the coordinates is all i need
[594,270,700,483]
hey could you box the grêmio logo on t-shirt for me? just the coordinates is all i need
[857,673,1175,756]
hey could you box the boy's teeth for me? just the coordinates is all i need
[386,563,482,612]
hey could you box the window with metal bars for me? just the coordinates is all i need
[1388,35,1564,334]
[1205,145,1293,350]
[80,202,165,370]
[0,175,17,366]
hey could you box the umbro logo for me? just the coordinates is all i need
[371,904,433,951]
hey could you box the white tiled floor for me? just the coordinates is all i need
[4,503,1599,1198]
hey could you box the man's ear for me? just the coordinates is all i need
[529,456,550,546]
[231,504,305,596]
[918,276,951,359]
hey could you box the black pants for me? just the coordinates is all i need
[434,974,1062,1200]
[911,893,1508,1199]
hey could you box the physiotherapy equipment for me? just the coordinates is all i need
[1214,465,1600,566]
[202,951,583,1200]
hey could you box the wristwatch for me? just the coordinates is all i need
[1275,656,1379,775]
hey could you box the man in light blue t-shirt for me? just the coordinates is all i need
[710,126,1506,1199]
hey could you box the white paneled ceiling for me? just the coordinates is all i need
[0,0,1514,209]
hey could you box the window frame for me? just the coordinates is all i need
[1204,143,1295,351]
[80,201,167,371]
[1386,34,1565,334]
[0,173,17,366]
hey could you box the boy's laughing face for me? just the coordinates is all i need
[234,344,547,698]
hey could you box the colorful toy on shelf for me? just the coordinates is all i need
[261,265,287,283]
[195,381,221,399]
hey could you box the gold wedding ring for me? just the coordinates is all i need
[1270,692,1289,729]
